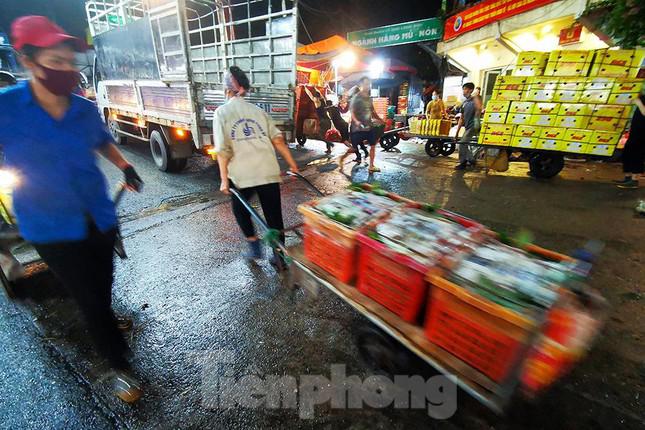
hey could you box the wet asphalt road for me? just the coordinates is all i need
[1,138,644,429]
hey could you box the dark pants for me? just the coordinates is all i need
[350,130,375,161]
[33,222,130,370]
[622,136,645,174]
[231,182,285,241]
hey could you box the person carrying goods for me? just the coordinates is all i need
[454,82,482,170]
[215,66,299,264]
[425,90,447,120]
[303,86,333,153]
[349,77,385,172]
[614,91,645,189]
[0,16,144,403]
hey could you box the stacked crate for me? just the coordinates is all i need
[479,50,645,156]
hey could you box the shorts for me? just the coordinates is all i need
[350,129,377,148]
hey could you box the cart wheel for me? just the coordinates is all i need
[424,139,442,157]
[529,153,564,179]
[441,141,456,156]
[356,325,411,375]
[296,136,307,146]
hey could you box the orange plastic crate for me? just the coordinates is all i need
[424,275,536,383]
[302,225,357,284]
[356,233,430,323]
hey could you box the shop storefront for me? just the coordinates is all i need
[438,0,609,103]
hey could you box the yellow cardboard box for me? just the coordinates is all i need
[564,129,593,142]
[580,89,611,104]
[562,142,588,154]
[482,123,514,135]
[549,50,595,63]
[485,100,511,113]
[587,116,628,131]
[552,62,592,77]
[622,105,636,119]
[536,139,566,151]
[495,90,524,101]
[513,65,545,76]
[612,80,644,93]
[557,78,586,91]
[589,130,621,145]
[558,103,592,116]
[514,125,541,138]
[483,112,507,124]
[511,136,538,149]
[526,77,559,91]
[480,134,512,146]
[555,115,590,129]
[517,51,549,66]
[540,128,565,140]
[586,144,616,157]
[553,90,582,102]
[590,104,626,118]
[590,64,632,78]
[532,102,561,115]
[509,101,535,114]
[608,92,639,105]
[523,89,555,102]
[598,49,645,68]
[529,114,557,127]
[585,77,615,90]
[497,76,528,85]
[507,113,532,125]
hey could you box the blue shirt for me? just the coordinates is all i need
[0,82,117,244]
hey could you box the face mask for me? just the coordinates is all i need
[35,63,79,96]
[432,95,438,101]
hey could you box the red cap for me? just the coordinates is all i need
[11,16,86,52]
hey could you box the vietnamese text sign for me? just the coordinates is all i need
[348,18,443,49]
[444,0,556,40]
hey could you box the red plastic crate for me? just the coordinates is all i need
[303,225,357,284]
[356,233,431,323]
[424,275,535,383]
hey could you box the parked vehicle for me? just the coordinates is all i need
[0,32,27,88]
[86,0,297,172]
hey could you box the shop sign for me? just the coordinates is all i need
[444,0,556,40]
[348,18,443,49]
[559,23,583,45]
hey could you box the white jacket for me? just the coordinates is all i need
[213,97,282,189]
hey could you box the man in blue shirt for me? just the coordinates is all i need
[0,16,143,402]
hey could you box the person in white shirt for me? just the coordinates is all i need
[214,66,299,261]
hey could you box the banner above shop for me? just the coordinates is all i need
[444,0,556,40]
[347,18,443,49]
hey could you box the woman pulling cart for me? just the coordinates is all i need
[214,66,299,264]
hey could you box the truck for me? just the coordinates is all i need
[0,32,27,88]
[86,0,298,172]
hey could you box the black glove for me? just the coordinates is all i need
[123,165,143,192]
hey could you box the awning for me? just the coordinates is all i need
[297,35,416,75]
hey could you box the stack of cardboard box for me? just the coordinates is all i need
[478,49,644,157]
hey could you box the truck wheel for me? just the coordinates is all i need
[108,115,127,145]
[529,153,564,179]
[425,139,442,157]
[296,136,307,146]
[150,130,171,171]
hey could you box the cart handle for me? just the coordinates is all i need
[285,171,325,197]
